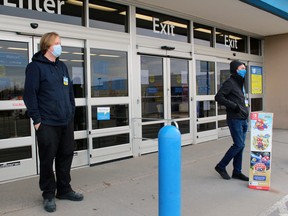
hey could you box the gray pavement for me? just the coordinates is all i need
[0,129,287,216]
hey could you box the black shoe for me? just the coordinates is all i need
[43,198,56,213]
[232,173,249,181]
[56,191,84,201]
[215,165,231,180]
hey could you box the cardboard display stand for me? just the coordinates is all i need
[249,112,273,190]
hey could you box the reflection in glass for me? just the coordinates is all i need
[92,104,129,129]
[177,120,190,134]
[0,40,28,100]
[251,98,263,112]
[89,0,128,32]
[0,110,30,139]
[74,139,88,151]
[74,106,87,131]
[217,62,230,91]
[90,49,128,97]
[0,146,32,163]
[0,0,83,26]
[250,37,262,56]
[197,122,216,132]
[170,59,189,119]
[216,28,247,53]
[142,123,164,140]
[196,60,215,95]
[194,23,213,47]
[61,46,85,98]
[136,8,190,43]
[93,133,129,149]
[218,120,227,128]
[217,62,230,116]
[141,56,163,120]
[197,101,216,118]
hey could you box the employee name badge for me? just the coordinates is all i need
[245,99,249,107]
[63,76,69,86]
[244,93,249,107]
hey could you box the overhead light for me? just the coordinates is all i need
[136,13,153,21]
[72,52,84,55]
[162,21,187,29]
[90,53,97,56]
[194,28,212,34]
[8,47,28,51]
[60,59,68,61]
[99,54,120,58]
[67,0,117,12]
[215,32,242,40]
[66,0,83,6]
[89,3,117,12]
[61,51,69,54]
[71,59,84,62]
[227,35,242,40]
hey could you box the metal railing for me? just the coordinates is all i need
[132,117,179,140]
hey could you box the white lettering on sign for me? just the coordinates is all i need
[224,35,238,49]
[153,18,175,36]
[3,0,65,14]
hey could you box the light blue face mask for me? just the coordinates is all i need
[51,44,62,58]
[237,69,246,78]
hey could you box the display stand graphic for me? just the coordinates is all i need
[249,112,273,190]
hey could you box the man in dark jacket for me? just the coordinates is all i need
[23,32,83,213]
[214,60,249,181]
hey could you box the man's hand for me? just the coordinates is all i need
[34,123,41,130]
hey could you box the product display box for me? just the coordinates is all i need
[249,112,273,190]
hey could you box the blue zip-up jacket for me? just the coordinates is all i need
[23,51,75,126]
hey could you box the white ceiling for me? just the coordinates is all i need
[123,0,288,37]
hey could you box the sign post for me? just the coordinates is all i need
[249,112,273,190]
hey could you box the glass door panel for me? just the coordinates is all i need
[88,46,131,164]
[139,55,191,154]
[216,61,232,138]
[141,56,164,121]
[0,35,37,182]
[195,58,218,143]
[170,58,190,134]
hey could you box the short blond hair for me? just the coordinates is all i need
[40,32,59,54]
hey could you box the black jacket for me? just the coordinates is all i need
[23,51,75,126]
[215,74,249,120]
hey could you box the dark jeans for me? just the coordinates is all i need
[217,118,248,174]
[36,120,74,199]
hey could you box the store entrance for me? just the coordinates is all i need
[137,53,192,154]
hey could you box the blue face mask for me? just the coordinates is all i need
[51,44,62,58]
[237,69,246,78]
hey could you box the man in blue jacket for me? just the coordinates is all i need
[23,32,83,213]
[214,60,249,181]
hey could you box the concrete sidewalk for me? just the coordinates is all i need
[0,129,287,216]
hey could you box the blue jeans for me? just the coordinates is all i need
[217,119,248,174]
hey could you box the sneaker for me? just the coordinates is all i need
[43,198,56,213]
[215,165,231,180]
[232,173,249,181]
[56,191,84,201]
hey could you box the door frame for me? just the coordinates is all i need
[134,46,193,155]
[87,39,133,164]
[0,32,37,182]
